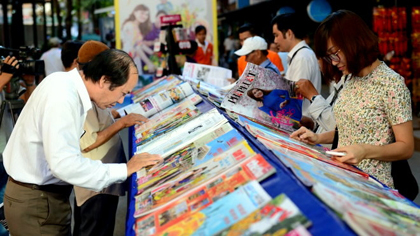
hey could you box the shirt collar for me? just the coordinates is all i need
[70,68,92,113]
[287,40,308,59]
[196,40,208,48]
[259,58,271,68]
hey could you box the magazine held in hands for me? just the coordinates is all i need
[221,63,303,131]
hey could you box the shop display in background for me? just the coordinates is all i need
[411,7,420,113]
[373,7,412,85]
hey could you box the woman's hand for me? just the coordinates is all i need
[333,145,367,165]
[257,101,264,107]
[290,127,319,145]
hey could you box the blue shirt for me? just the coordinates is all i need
[259,89,303,121]
[259,59,280,75]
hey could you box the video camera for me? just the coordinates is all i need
[0,46,44,76]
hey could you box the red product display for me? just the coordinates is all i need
[373,6,411,87]
[411,7,420,112]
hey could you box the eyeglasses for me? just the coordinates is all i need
[323,49,341,64]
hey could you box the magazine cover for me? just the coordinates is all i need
[134,95,202,138]
[257,135,369,178]
[134,140,256,217]
[134,106,202,146]
[118,82,195,118]
[136,108,228,156]
[217,194,311,236]
[136,127,243,193]
[155,180,272,236]
[261,139,396,200]
[132,75,182,102]
[221,63,302,131]
[238,115,328,154]
[343,207,420,236]
[313,183,420,235]
[182,62,232,87]
[134,154,276,235]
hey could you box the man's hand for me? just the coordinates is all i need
[1,56,19,76]
[227,78,237,84]
[111,109,121,119]
[290,126,319,145]
[120,113,149,127]
[126,153,163,176]
[295,79,318,100]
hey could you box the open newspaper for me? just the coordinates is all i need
[182,62,232,87]
[116,81,197,118]
[221,63,303,131]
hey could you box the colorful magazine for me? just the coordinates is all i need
[136,108,228,156]
[182,62,232,87]
[134,106,202,146]
[131,75,182,102]
[134,154,276,235]
[217,194,311,236]
[136,127,243,192]
[221,63,302,131]
[312,182,420,232]
[238,115,327,154]
[134,139,256,217]
[154,180,272,236]
[118,82,195,118]
[257,135,369,178]
[260,139,403,203]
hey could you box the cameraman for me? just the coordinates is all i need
[0,55,35,234]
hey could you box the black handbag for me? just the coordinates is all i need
[391,160,418,201]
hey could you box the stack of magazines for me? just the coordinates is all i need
[127,74,311,236]
[126,63,420,236]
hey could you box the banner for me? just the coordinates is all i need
[114,0,218,74]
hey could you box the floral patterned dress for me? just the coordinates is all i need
[333,62,412,187]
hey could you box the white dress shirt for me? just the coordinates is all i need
[40,48,65,76]
[3,69,127,191]
[307,75,347,134]
[285,40,322,116]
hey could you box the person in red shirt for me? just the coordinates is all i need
[194,25,213,65]
[237,23,284,76]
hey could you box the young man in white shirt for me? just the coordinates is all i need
[3,49,162,235]
[271,13,322,116]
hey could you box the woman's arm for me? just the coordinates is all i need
[333,121,413,164]
[290,127,335,145]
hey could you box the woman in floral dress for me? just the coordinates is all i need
[290,10,414,188]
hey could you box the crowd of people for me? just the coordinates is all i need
[0,8,417,236]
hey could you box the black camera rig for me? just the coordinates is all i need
[0,46,44,76]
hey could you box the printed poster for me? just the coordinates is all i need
[115,0,218,74]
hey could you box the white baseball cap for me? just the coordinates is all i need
[234,36,268,56]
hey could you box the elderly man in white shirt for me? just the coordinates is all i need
[271,13,322,117]
[3,49,162,235]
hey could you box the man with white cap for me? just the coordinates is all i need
[234,36,280,75]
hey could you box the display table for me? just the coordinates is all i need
[125,95,358,236]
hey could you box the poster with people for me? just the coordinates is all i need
[115,0,218,75]
[221,63,303,132]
